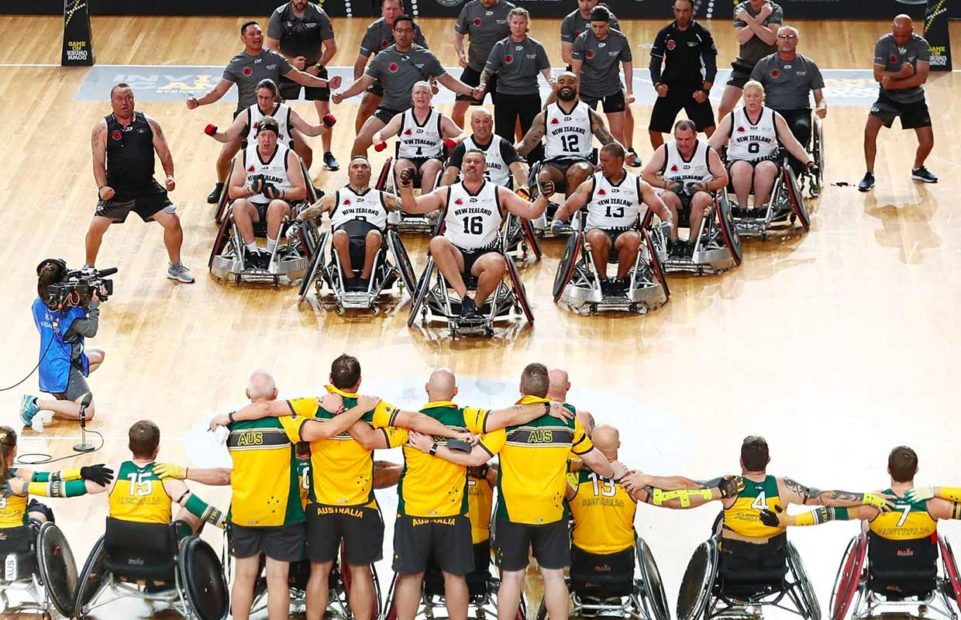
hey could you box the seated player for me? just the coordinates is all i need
[642,120,728,257]
[398,151,550,319]
[298,156,406,291]
[440,108,528,191]
[372,82,464,195]
[552,143,674,294]
[226,116,308,268]
[708,81,814,216]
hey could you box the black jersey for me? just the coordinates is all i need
[105,112,156,197]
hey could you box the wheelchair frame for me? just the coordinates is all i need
[798,115,824,199]
[376,156,445,234]
[646,193,742,276]
[0,520,77,620]
[727,155,810,240]
[526,157,595,239]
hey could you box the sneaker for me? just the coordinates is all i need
[323,152,340,172]
[357,277,370,292]
[460,296,478,318]
[19,395,38,427]
[911,167,938,184]
[611,277,627,293]
[344,278,362,292]
[167,262,195,284]
[858,172,875,192]
[626,148,642,168]
[730,206,747,218]
[600,278,614,295]
[207,182,225,204]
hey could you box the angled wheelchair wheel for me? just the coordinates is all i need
[829,534,867,620]
[939,536,961,611]
[784,166,810,231]
[636,538,670,620]
[552,233,582,304]
[299,230,330,300]
[519,216,542,260]
[73,534,106,618]
[505,254,534,323]
[811,116,825,197]
[178,536,229,620]
[408,258,436,327]
[787,541,822,620]
[36,521,78,618]
[715,194,743,266]
[209,213,233,270]
[376,157,394,191]
[387,229,417,294]
[214,160,235,224]
[676,540,718,620]
[642,228,670,300]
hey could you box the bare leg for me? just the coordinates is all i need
[305,561,333,620]
[623,107,635,149]
[863,115,884,173]
[231,555,260,620]
[419,159,444,193]
[346,564,375,620]
[660,193,681,240]
[314,99,334,156]
[84,216,112,267]
[606,111,626,145]
[585,229,611,278]
[565,163,593,198]
[730,161,753,210]
[472,254,506,307]
[703,125,716,138]
[430,237,468,298]
[266,200,290,242]
[264,557,291,620]
[35,394,94,422]
[496,569,525,620]
[87,349,105,373]
[914,126,934,169]
[717,85,742,122]
[649,129,664,150]
[362,231,383,279]
[151,210,184,264]
[541,568,569,620]
[356,92,381,134]
[614,232,641,279]
[443,572,469,620]
[332,231,356,282]
[452,100,470,128]
[393,573,425,620]
[217,138,242,183]
[752,161,779,209]
[233,201,260,245]
[689,193,712,244]
[292,138,314,171]
[352,116,386,158]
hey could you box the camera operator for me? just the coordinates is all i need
[19,260,107,428]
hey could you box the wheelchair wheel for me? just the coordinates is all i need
[829,534,867,620]
[939,537,961,611]
[715,194,743,266]
[676,540,718,620]
[786,541,821,620]
[387,229,418,294]
[73,535,106,618]
[299,230,330,300]
[784,166,810,231]
[214,160,234,224]
[811,116,824,197]
[505,254,534,323]
[209,214,233,270]
[178,536,229,620]
[408,258,436,327]
[636,538,670,620]
[643,229,670,300]
[519,216,542,260]
[36,521,78,618]
[376,157,394,191]
[552,233,582,304]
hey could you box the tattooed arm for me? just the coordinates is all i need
[780,477,892,510]
[588,108,616,147]
[514,111,546,157]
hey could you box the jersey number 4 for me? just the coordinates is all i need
[751,492,767,511]
[462,215,484,235]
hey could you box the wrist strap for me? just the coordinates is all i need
[429,443,438,456]
[228,411,236,424]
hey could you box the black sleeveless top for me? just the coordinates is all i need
[105,112,155,197]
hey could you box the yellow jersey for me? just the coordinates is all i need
[108,461,172,525]
[288,388,406,508]
[467,466,494,543]
[570,468,636,554]
[0,470,29,529]
[723,475,785,539]
[869,488,938,541]
[487,397,595,525]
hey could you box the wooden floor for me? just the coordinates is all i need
[2,14,961,618]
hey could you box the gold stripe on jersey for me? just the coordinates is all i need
[570,469,637,554]
[108,461,172,525]
[869,489,938,541]
[467,472,494,543]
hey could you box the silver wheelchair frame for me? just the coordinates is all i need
[376,155,445,234]
[0,520,78,620]
[645,191,742,276]
[726,154,811,240]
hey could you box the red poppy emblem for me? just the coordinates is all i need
[343,199,351,205]
[504,55,513,63]
[770,69,780,78]
[248,165,256,172]
[382,39,390,49]
[666,39,676,51]
[111,130,122,141]
[670,164,679,172]
[889,54,898,63]
[242,67,253,76]
[473,17,482,26]
[550,118,560,125]
[736,126,745,133]
[454,198,463,205]
[404,128,413,135]
[586,50,595,59]
[388,63,399,72]
[597,188,606,196]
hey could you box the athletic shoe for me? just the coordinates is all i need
[323,152,340,172]
[626,148,642,168]
[207,182,225,204]
[611,277,627,293]
[19,395,38,427]
[167,262,195,284]
[911,167,938,183]
[857,172,875,192]
[460,296,478,318]
[357,277,370,291]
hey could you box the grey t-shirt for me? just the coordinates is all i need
[750,53,824,110]
[560,10,621,44]
[571,28,632,99]
[455,0,515,72]
[874,33,930,104]
[223,49,293,110]
[359,17,428,58]
[733,1,783,68]
[366,44,445,111]
[485,36,551,96]
[267,2,334,66]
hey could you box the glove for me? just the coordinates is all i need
[689,182,708,193]
[718,475,745,498]
[322,113,337,128]
[904,487,934,503]
[250,175,266,194]
[540,180,556,198]
[806,161,818,174]
[80,464,115,486]
[667,181,684,195]
[863,491,894,512]
[153,463,188,480]
[204,124,217,136]
[374,141,387,152]
[660,221,672,237]
[516,186,531,200]
[262,182,278,199]
[443,137,458,150]
[398,167,414,186]
[759,505,784,527]
[549,218,565,233]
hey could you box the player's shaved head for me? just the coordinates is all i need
[547,369,570,401]
[247,370,277,401]
[892,15,913,45]
[426,369,458,401]
[893,14,913,31]
[591,425,619,460]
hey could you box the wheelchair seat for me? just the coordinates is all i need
[103,518,182,583]
[0,525,37,582]
[718,535,788,591]
[571,545,636,599]
[867,532,939,599]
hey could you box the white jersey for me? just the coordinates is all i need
[243,143,293,206]
[330,186,389,231]
[444,181,503,250]
[544,100,593,160]
[663,139,713,184]
[246,103,293,146]
[585,171,643,230]
[726,106,778,162]
[461,135,512,187]
[396,107,444,160]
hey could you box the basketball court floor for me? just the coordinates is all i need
[1,14,960,618]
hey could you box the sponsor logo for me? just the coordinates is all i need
[666,39,676,51]
[111,130,122,140]
[242,67,253,76]
[388,63,399,72]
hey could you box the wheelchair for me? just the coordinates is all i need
[376,156,445,234]
[829,532,961,620]
[532,538,669,620]
[527,154,597,239]
[74,517,229,619]
[0,520,79,619]
[677,532,820,620]
[645,188,742,276]
[798,115,824,199]
[551,212,670,314]
[724,153,810,241]
[297,223,418,314]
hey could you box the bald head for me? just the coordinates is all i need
[247,370,277,401]
[591,425,619,460]
[426,369,458,401]
[892,14,913,45]
[547,369,570,401]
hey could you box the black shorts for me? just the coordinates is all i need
[649,84,716,133]
[306,502,384,565]
[726,156,778,177]
[53,366,91,402]
[230,521,306,562]
[542,156,593,178]
[399,156,444,172]
[456,244,499,278]
[870,93,932,130]
[367,80,385,98]
[279,66,331,102]
[374,106,402,126]
[589,227,636,255]
[718,532,787,582]
[393,514,474,575]
[582,90,626,114]
[335,220,382,270]
[726,59,755,89]
[457,66,498,104]
[95,180,174,223]
[493,518,570,571]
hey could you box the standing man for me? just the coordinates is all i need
[441,108,528,190]
[267,0,340,171]
[571,7,634,153]
[717,0,783,121]
[86,83,193,283]
[859,15,936,191]
[648,0,718,149]
[186,21,340,203]
[452,0,515,128]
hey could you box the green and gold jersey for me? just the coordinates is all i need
[288,387,405,508]
[869,488,937,541]
[226,416,304,527]
[488,397,594,525]
[393,401,504,518]
[723,474,784,539]
[467,467,494,543]
[570,468,636,554]
[0,469,29,529]
[295,456,312,510]
[108,461,172,525]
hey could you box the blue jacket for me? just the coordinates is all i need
[32,298,89,394]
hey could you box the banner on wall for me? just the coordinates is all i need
[61,0,94,66]
[923,0,952,70]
